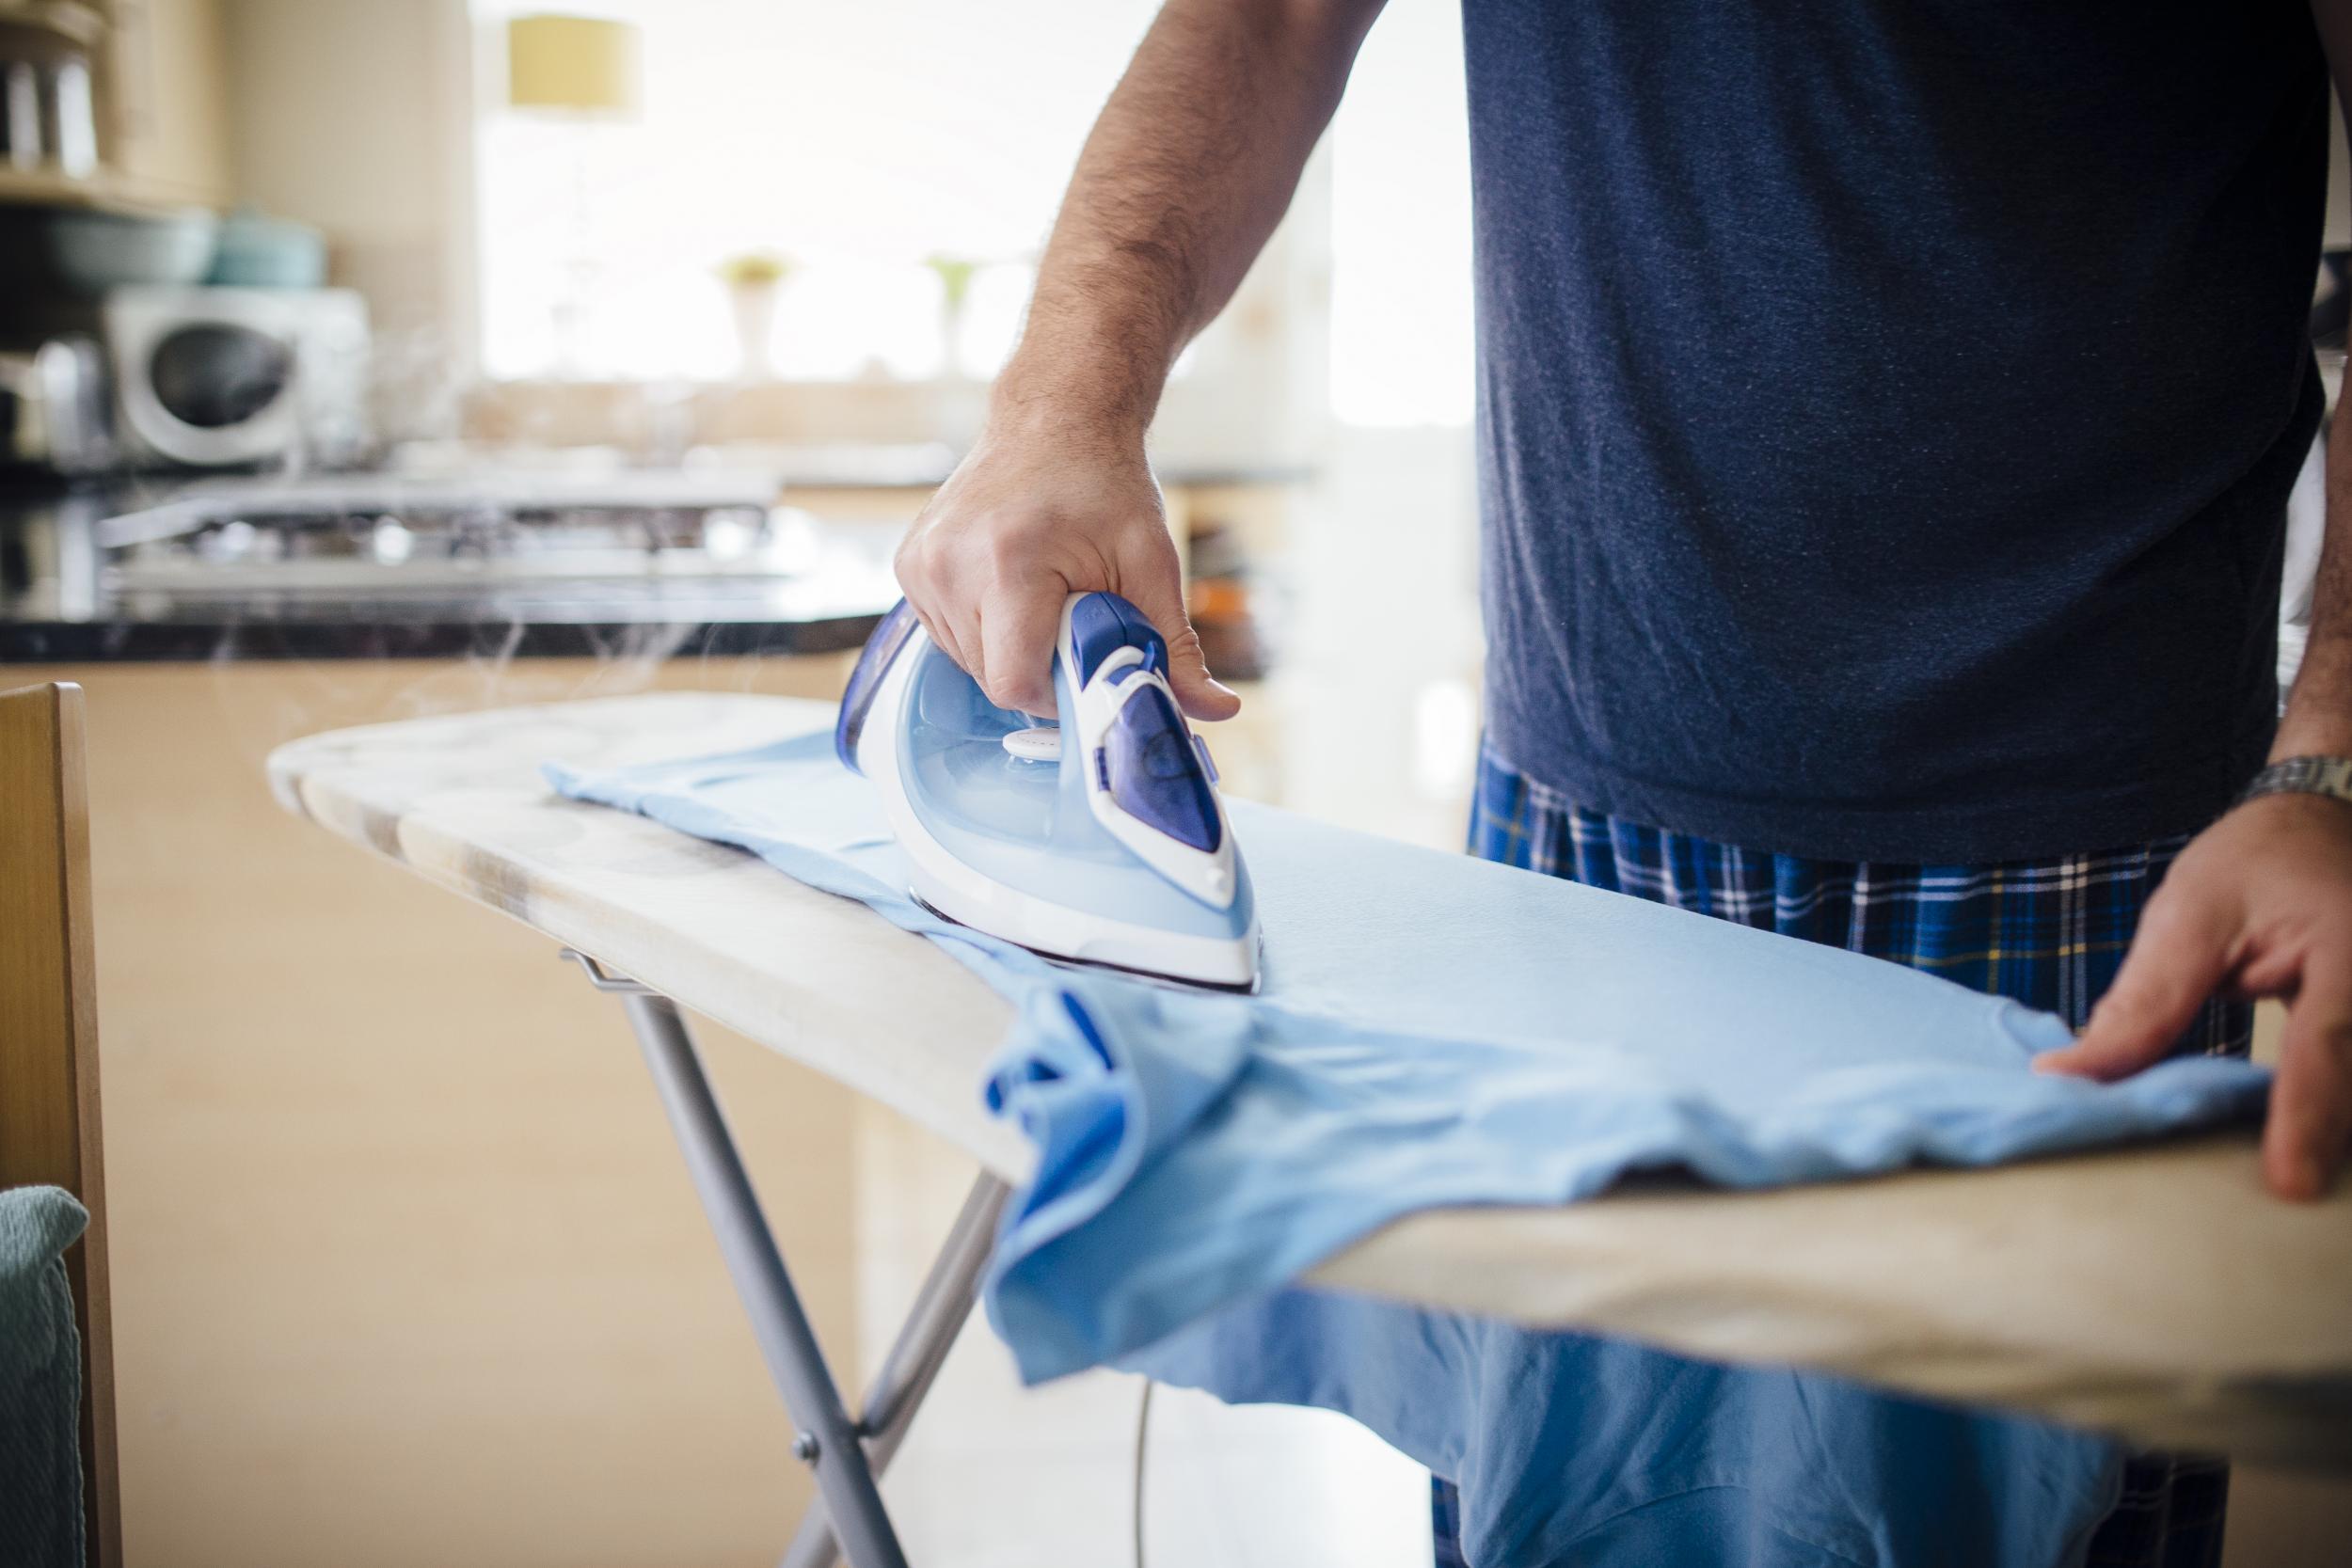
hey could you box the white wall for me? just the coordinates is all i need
[1278,0,1485,844]
[221,0,478,432]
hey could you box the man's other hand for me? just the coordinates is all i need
[2035,793,2352,1201]
[893,417,1237,721]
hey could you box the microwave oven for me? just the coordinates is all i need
[103,286,370,471]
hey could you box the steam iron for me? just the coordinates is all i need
[835,591,1260,990]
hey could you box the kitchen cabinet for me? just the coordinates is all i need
[97,0,231,207]
[0,0,231,210]
[0,652,869,1567]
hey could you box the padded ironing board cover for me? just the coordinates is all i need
[548,731,2270,1568]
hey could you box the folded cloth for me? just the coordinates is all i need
[548,727,2270,1566]
[0,1185,90,1568]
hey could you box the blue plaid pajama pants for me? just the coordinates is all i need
[1431,743,2249,1568]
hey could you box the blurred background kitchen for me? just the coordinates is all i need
[0,2,1470,1563]
[2,3,2347,1565]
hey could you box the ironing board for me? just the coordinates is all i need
[268,692,2352,1568]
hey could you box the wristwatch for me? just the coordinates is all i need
[2237,755,2352,810]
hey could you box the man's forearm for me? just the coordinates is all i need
[2277,392,2352,758]
[994,0,1384,438]
[2287,3,2352,759]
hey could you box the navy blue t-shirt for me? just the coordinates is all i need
[1465,0,2328,861]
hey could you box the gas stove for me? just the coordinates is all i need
[1,462,906,660]
[95,469,838,602]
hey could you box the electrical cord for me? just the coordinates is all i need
[1132,1377,1155,1568]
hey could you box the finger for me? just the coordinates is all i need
[1117,545,1241,722]
[2035,887,2235,1081]
[898,591,945,663]
[2265,958,2352,1201]
[977,587,1066,717]
[893,549,967,675]
[909,574,978,687]
[904,596,972,683]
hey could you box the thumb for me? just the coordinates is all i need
[2035,890,2233,1081]
[1119,554,1241,722]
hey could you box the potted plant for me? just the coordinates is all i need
[716,250,794,380]
[924,253,981,380]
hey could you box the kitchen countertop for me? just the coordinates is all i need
[0,472,900,664]
[1,591,898,666]
[0,456,1306,665]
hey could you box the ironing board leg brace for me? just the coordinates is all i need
[562,950,1011,1568]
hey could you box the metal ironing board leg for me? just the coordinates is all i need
[778,1174,1009,1568]
[561,950,912,1568]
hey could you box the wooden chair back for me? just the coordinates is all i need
[0,681,121,1568]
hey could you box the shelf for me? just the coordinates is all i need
[0,165,209,214]
[0,0,106,47]
[0,166,108,209]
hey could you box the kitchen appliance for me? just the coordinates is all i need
[87,468,860,603]
[835,590,1260,990]
[104,286,369,470]
[0,336,109,472]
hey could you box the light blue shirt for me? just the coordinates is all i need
[550,730,2268,1567]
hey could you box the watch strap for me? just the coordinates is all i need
[2238,755,2352,809]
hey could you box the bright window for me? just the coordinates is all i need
[1328,0,1473,427]
[472,0,1158,381]
[470,0,1474,431]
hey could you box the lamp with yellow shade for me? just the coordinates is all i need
[502,14,644,374]
[506,14,642,119]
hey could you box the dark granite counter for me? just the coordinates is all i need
[0,594,894,664]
